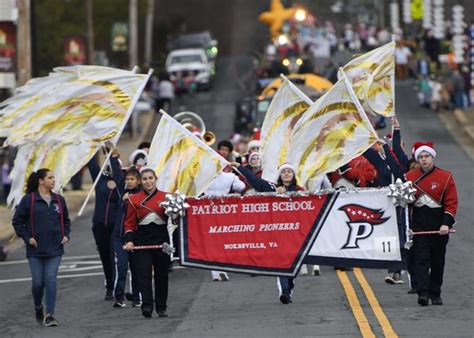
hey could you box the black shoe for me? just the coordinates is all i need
[418,295,429,306]
[279,294,290,304]
[431,296,443,305]
[142,308,152,318]
[157,310,168,317]
[104,290,114,301]
[113,300,126,308]
[35,305,44,325]
[407,288,419,294]
[44,314,59,327]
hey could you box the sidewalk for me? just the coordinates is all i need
[453,108,474,142]
[0,109,156,243]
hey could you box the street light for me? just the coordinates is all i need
[295,8,307,22]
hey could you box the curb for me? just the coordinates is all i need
[453,109,474,142]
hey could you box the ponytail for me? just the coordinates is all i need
[26,168,50,194]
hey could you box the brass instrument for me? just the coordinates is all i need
[173,111,216,146]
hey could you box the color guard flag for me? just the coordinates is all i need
[338,41,395,117]
[1,65,150,206]
[285,72,378,189]
[260,76,313,183]
[148,111,229,196]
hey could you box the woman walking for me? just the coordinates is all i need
[123,167,172,318]
[12,168,71,326]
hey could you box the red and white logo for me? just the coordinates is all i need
[339,204,389,249]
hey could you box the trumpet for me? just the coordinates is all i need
[173,111,216,146]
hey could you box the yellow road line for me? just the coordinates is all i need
[336,269,376,338]
[353,268,398,338]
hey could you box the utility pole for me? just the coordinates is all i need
[17,0,32,85]
[144,0,155,69]
[86,0,95,64]
[129,0,138,69]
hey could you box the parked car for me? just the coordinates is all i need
[165,49,214,91]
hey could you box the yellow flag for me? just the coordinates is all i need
[286,75,378,188]
[148,112,229,196]
[260,77,312,183]
[338,42,395,117]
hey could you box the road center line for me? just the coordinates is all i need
[336,269,376,338]
[353,268,398,338]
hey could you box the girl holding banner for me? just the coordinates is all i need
[235,162,303,304]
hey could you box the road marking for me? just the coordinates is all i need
[336,269,376,338]
[0,272,104,284]
[59,265,103,272]
[354,268,398,338]
[0,254,100,266]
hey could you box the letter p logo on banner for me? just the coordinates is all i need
[339,204,389,249]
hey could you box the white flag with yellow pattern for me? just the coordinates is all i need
[148,111,229,196]
[1,65,150,206]
[286,72,379,188]
[338,41,395,117]
[260,76,313,183]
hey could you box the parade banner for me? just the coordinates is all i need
[180,189,405,276]
[304,188,405,270]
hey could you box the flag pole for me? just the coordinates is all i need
[279,74,314,105]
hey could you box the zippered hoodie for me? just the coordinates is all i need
[12,192,71,258]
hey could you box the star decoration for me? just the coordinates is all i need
[258,0,297,38]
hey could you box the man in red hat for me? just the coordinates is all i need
[405,142,458,306]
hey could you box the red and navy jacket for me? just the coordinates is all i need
[88,157,121,227]
[405,166,458,231]
[12,192,71,258]
[124,189,170,245]
[328,155,378,187]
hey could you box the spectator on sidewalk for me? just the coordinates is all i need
[395,41,412,80]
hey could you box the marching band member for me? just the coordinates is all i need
[87,153,121,301]
[205,166,246,281]
[12,168,71,327]
[123,167,172,318]
[406,142,458,306]
[236,162,303,305]
[109,153,142,308]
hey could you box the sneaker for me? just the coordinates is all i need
[132,300,142,307]
[157,310,168,317]
[113,300,126,308]
[104,290,114,301]
[219,272,229,282]
[431,296,443,305]
[299,265,308,275]
[279,294,290,304]
[142,308,152,318]
[392,273,405,284]
[417,295,429,306]
[44,314,59,327]
[313,265,321,276]
[35,305,44,325]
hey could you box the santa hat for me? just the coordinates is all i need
[278,163,295,174]
[412,141,436,160]
[129,149,148,166]
[247,140,261,151]
[248,152,261,163]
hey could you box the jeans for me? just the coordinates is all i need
[28,255,62,314]
[277,277,295,297]
[112,235,140,301]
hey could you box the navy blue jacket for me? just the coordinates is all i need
[363,145,405,187]
[12,192,71,258]
[87,156,121,227]
[392,129,409,172]
[238,165,302,193]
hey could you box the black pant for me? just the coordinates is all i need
[93,225,114,291]
[407,245,418,289]
[134,249,170,312]
[413,235,449,297]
